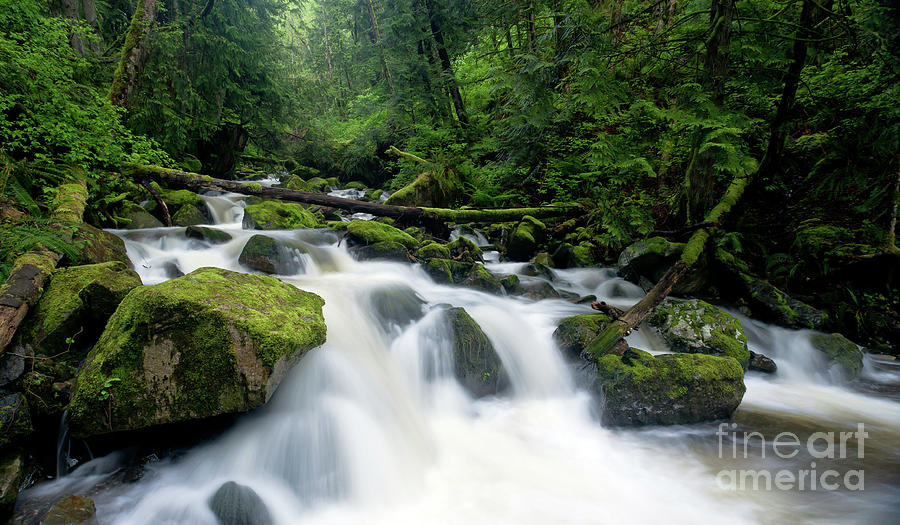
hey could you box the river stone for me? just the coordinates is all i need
[208,481,273,525]
[18,262,142,362]
[445,307,507,397]
[345,220,419,250]
[171,204,208,227]
[124,208,163,229]
[0,393,33,447]
[447,236,483,263]
[351,241,411,262]
[367,284,426,329]
[748,351,777,374]
[595,349,746,427]
[40,494,97,525]
[239,235,309,275]
[553,314,613,361]
[423,259,502,294]
[67,267,326,438]
[69,224,131,267]
[243,201,318,230]
[0,449,24,520]
[506,216,546,261]
[648,299,751,367]
[617,236,708,294]
[185,225,233,244]
[809,333,863,378]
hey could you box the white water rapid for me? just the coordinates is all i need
[20,189,900,524]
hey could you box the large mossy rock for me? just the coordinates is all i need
[0,393,32,447]
[67,268,326,438]
[423,259,502,294]
[506,216,546,261]
[185,226,233,244]
[238,235,309,275]
[648,299,751,367]
[282,175,312,191]
[243,201,318,230]
[345,220,419,250]
[19,262,142,361]
[384,170,463,208]
[445,307,507,397]
[208,481,273,525]
[617,236,707,294]
[743,275,828,330]
[69,224,130,267]
[351,241,411,262]
[552,314,613,361]
[171,204,208,227]
[809,333,864,378]
[124,207,163,229]
[595,349,746,426]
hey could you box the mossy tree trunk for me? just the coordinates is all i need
[0,181,88,353]
[587,172,751,359]
[109,0,158,109]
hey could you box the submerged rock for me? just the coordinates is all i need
[445,307,507,397]
[595,349,746,426]
[238,235,309,275]
[185,225,233,244]
[40,494,97,525]
[18,262,141,361]
[648,299,751,367]
[809,333,863,378]
[506,216,546,261]
[208,481,273,525]
[67,267,326,438]
[243,201,318,230]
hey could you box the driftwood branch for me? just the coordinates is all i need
[140,179,171,226]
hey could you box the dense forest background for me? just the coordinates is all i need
[1,0,898,349]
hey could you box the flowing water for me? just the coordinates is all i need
[21,189,900,524]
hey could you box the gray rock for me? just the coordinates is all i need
[445,307,508,397]
[208,481,273,525]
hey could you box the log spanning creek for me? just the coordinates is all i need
[19,181,900,524]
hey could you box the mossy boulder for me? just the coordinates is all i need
[0,450,24,520]
[423,259,502,294]
[617,236,707,294]
[572,242,601,267]
[40,494,97,525]
[417,241,451,260]
[124,207,163,229]
[520,262,554,281]
[445,307,507,397]
[506,216,546,261]
[0,393,32,447]
[808,333,864,378]
[69,224,130,267]
[345,181,366,190]
[177,155,202,173]
[345,220,419,250]
[552,314,613,361]
[282,175,312,191]
[595,349,746,426]
[648,299,751,367]
[21,370,72,418]
[290,165,321,179]
[171,204,208,227]
[67,267,326,438]
[384,169,464,208]
[500,274,522,295]
[238,235,310,275]
[531,252,554,268]
[185,226,233,244]
[209,481,272,525]
[243,201,318,230]
[447,236,483,263]
[19,262,142,362]
[519,281,565,300]
[306,177,331,192]
[351,241,411,262]
[743,276,828,330]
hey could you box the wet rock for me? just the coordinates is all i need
[572,295,597,304]
[185,226,233,244]
[519,280,561,300]
[520,262,554,281]
[417,241,451,260]
[423,259,502,294]
[0,345,30,388]
[282,175,311,191]
[531,252,555,268]
[69,224,130,267]
[748,351,777,374]
[162,261,185,279]
[351,241,410,263]
[617,236,707,294]
[445,308,508,397]
[742,277,828,330]
[124,208,163,229]
[500,274,522,295]
[208,481,273,525]
[648,299,751,367]
[243,201,318,230]
[40,494,97,525]
[18,262,142,362]
[0,393,33,447]
[552,314,613,361]
[506,216,546,261]
[595,349,746,426]
[345,220,419,250]
[0,449,24,521]
[447,236,483,263]
[367,284,426,329]
[239,235,309,275]
[809,333,864,378]
[171,204,208,227]
[67,267,326,438]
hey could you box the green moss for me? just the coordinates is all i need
[445,307,506,396]
[243,200,319,230]
[553,314,613,359]
[346,220,419,250]
[185,226,233,244]
[417,241,451,260]
[447,236,483,262]
[162,189,204,209]
[246,183,263,192]
[172,204,207,227]
[648,299,751,366]
[572,242,599,267]
[506,215,546,261]
[809,333,864,378]
[67,267,325,437]
[50,181,88,224]
[0,393,33,448]
[283,175,311,191]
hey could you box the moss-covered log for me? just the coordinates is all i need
[587,173,751,358]
[0,181,88,353]
[123,164,583,225]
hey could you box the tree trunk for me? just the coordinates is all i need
[321,5,335,86]
[109,0,158,109]
[0,181,88,353]
[587,172,751,358]
[424,0,468,126]
[123,164,583,225]
[81,0,104,55]
[61,0,85,56]
[365,0,394,94]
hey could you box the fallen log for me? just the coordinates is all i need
[122,164,584,225]
[0,180,88,353]
[586,172,751,358]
